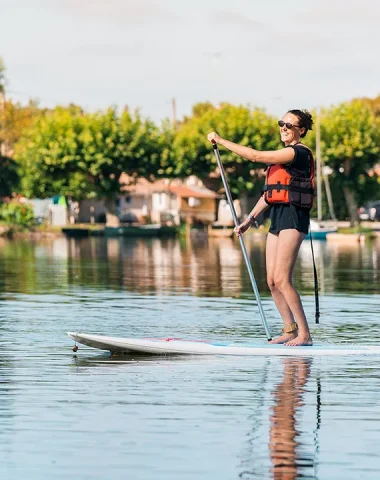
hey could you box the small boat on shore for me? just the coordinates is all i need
[104,224,178,238]
[306,220,337,240]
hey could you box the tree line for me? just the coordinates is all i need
[1,60,380,223]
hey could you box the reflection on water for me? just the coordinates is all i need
[0,236,379,296]
[238,358,319,480]
[269,358,314,480]
[1,235,380,480]
[298,239,380,294]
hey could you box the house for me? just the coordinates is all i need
[119,175,220,225]
[77,176,220,225]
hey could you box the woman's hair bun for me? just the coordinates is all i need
[287,109,313,137]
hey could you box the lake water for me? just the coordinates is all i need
[1,234,380,480]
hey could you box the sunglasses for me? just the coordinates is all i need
[278,120,301,129]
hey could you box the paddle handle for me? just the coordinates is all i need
[211,140,272,341]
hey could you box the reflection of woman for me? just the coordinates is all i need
[270,358,312,480]
[207,110,314,346]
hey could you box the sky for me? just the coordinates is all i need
[1,0,380,123]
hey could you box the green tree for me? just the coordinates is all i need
[356,94,380,117]
[0,99,42,197]
[301,111,341,220]
[117,108,166,181]
[0,58,6,157]
[319,101,380,224]
[0,199,34,228]
[188,102,214,119]
[172,103,281,213]
[155,118,175,177]
[0,156,19,197]
[0,99,41,153]
[15,105,85,198]
[15,106,165,221]
[79,107,165,218]
[0,58,5,95]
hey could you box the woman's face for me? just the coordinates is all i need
[279,113,304,145]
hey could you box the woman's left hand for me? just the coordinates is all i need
[207,131,223,144]
[234,218,251,237]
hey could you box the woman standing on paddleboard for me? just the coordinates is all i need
[207,109,314,346]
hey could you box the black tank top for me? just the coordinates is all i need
[268,145,311,235]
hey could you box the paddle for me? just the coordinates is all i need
[211,140,272,341]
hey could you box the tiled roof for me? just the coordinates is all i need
[168,185,219,199]
[120,174,219,198]
[120,176,168,194]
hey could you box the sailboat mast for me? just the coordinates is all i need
[316,110,322,221]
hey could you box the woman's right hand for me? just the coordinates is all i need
[234,218,251,237]
[207,131,223,144]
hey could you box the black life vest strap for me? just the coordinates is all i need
[263,184,314,194]
[262,184,288,192]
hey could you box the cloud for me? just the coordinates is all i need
[295,0,380,28]
[55,0,179,24]
[257,29,346,58]
[71,42,142,57]
[211,10,267,31]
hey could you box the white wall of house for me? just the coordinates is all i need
[76,182,217,226]
[78,195,152,223]
[217,199,241,226]
[117,194,152,222]
[49,205,68,226]
[151,192,180,224]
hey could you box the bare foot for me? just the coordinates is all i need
[269,332,297,344]
[284,335,312,346]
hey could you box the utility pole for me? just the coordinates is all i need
[316,109,322,222]
[321,160,337,221]
[171,98,177,130]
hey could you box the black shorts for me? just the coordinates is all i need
[268,204,310,235]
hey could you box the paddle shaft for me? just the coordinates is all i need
[211,141,272,341]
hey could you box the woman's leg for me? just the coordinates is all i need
[267,229,312,345]
[273,229,311,346]
[266,232,298,344]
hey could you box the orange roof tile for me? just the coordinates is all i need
[119,174,219,198]
[168,185,219,199]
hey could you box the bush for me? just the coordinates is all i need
[0,200,35,228]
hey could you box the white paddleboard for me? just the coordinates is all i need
[67,332,380,357]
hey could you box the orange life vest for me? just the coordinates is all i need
[263,144,315,210]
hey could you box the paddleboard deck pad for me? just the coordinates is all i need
[67,332,380,357]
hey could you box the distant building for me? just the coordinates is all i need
[119,175,220,225]
[77,175,220,225]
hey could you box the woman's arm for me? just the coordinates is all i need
[249,195,270,218]
[234,196,269,237]
[207,132,295,165]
